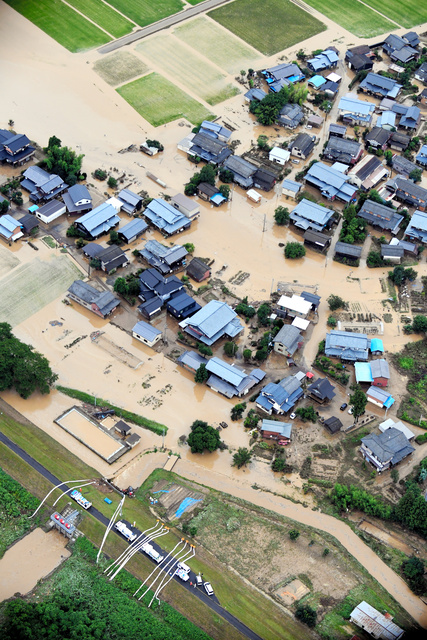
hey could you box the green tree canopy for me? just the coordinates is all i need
[295,406,317,423]
[349,384,367,422]
[412,315,427,333]
[44,141,84,182]
[187,420,221,453]
[274,206,289,226]
[232,447,252,468]
[295,603,317,627]
[327,294,347,311]
[284,242,305,259]
[223,341,238,357]
[194,364,209,384]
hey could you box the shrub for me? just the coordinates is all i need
[231,402,246,421]
[194,364,209,383]
[274,206,290,225]
[243,348,252,361]
[284,242,306,259]
[198,343,213,356]
[327,316,337,327]
[257,303,271,326]
[289,529,300,541]
[327,295,346,311]
[224,341,238,357]
[272,458,288,472]
[187,419,221,453]
[93,168,107,181]
[295,604,317,627]
[244,409,260,429]
[322,548,330,557]
[107,176,117,189]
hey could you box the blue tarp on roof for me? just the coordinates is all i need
[309,75,327,89]
[370,338,384,353]
[355,362,373,383]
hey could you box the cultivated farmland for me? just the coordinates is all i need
[174,18,262,75]
[363,0,427,29]
[209,0,326,56]
[303,0,396,38]
[136,35,239,105]
[3,0,111,53]
[65,0,134,38]
[0,245,20,279]
[106,0,184,27]
[117,73,212,126]
[0,255,81,327]
[94,52,149,86]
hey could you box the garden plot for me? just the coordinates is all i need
[151,481,204,520]
[136,35,239,105]
[0,256,81,327]
[94,51,149,87]
[174,18,262,75]
[117,73,212,127]
[0,245,20,279]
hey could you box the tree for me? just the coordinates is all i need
[257,303,271,326]
[272,457,288,472]
[235,301,256,318]
[295,406,317,423]
[412,315,427,333]
[114,277,128,296]
[367,250,384,268]
[219,168,234,183]
[232,447,252,468]
[409,168,422,183]
[45,135,61,150]
[108,176,117,189]
[146,139,164,151]
[295,604,317,627]
[402,557,426,594]
[224,341,238,357]
[327,316,337,327]
[90,258,101,269]
[389,266,417,286]
[44,142,83,182]
[184,242,195,254]
[0,199,9,214]
[391,468,399,483]
[284,242,305,259]
[327,294,346,311]
[109,230,119,244]
[384,150,393,167]
[257,134,270,150]
[289,529,300,541]
[243,348,252,361]
[274,206,289,226]
[194,364,209,384]
[198,343,213,356]
[349,385,367,423]
[8,119,14,128]
[94,168,107,180]
[0,323,57,398]
[187,419,221,453]
[231,402,246,421]
[244,409,260,429]
[219,184,230,199]
[339,204,367,244]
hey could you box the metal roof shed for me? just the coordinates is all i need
[118,218,148,243]
[132,320,162,347]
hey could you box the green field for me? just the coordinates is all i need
[94,51,149,86]
[174,17,261,74]
[0,255,81,327]
[363,0,427,29]
[136,35,239,105]
[209,0,326,56]
[303,0,396,37]
[187,0,207,5]
[4,0,110,52]
[118,73,212,126]
[106,0,184,27]
[65,0,134,38]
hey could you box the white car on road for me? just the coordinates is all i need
[204,582,214,596]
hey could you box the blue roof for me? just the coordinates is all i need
[200,120,232,141]
[206,357,247,387]
[182,300,243,345]
[261,420,292,438]
[309,75,327,89]
[338,94,375,116]
[177,350,208,371]
[370,338,384,352]
[167,291,200,314]
[416,145,427,166]
[210,193,227,205]
[355,362,373,383]
[76,202,120,236]
[132,320,162,342]
[282,179,302,193]
[119,218,148,240]
[290,198,334,230]
[305,162,357,202]
[377,111,396,128]
[144,198,191,235]
[0,214,22,239]
[325,330,369,361]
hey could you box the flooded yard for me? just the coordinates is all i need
[0,528,70,602]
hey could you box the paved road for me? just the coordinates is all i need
[98,0,233,55]
[0,430,264,640]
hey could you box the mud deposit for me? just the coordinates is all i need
[0,528,70,601]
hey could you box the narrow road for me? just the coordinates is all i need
[98,0,233,55]
[0,430,264,640]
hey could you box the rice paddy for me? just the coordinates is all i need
[302,0,397,37]
[65,0,134,38]
[93,51,149,86]
[105,0,184,27]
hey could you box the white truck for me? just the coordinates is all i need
[142,542,164,563]
[70,489,92,510]
[115,521,137,542]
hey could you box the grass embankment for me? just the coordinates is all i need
[209,0,326,56]
[302,0,396,37]
[3,0,110,52]
[0,466,41,558]
[56,385,167,435]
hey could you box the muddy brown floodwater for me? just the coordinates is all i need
[0,528,70,601]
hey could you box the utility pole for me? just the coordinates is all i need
[162,428,165,450]
[262,214,266,233]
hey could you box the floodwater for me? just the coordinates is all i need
[0,528,70,601]
[359,520,413,556]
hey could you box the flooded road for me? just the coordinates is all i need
[0,528,70,601]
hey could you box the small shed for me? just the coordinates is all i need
[269,147,290,165]
[260,419,292,442]
[171,193,200,220]
[132,320,162,347]
[18,213,39,234]
[307,114,324,128]
[370,338,384,355]
[118,218,148,244]
[303,229,331,252]
[324,416,343,434]
[186,257,211,282]
[381,244,404,263]
[115,420,132,436]
[334,241,362,261]
[35,200,66,224]
[282,179,302,199]
[246,189,262,203]
[370,359,390,387]
[126,433,141,448]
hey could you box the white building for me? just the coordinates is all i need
[269,147,290,165]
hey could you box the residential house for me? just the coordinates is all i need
[323,137,363,164]
[96,245,130,274]
[117,189,143,215]
[177,132,195,154]
[74,202,120,239]
[307,49,339,72]
[140,239,187,274]
[143,198,191,236]
[383,33,418,64]
[304,162,358,202]
[290,198,335,232]
[262,63,305,92]
[348,155,389,191]
[34,200,66,224]
[301,291,321,313]
[282,179,302,199]
[205,357,265,399]
[416,144,427,167]
[322,80,340,98]
[18,213,39,235]
[260,420,292,443]
[188,132,231,165]
[360,428,414,472]
[379,97,395,112]
[345,45,374,72]
[418,88,427,105]
[118,218,148,244]
[324,416,343,434]
[166,291,201,320]
[67,280,120,318]
[289,133,315,159]
[358,200,403,234]
[62,185,92,215]
[388,132,411,152]
[405,209,427,242]
[365,127,391,151]
[199,120,232,143]
[308,378,336,404]
[244,88,267,102]
[329,123,347,138]
[223,156,257,189]
[21,166,68,203]
[403,31,420,48]
[386,176,427,210]
[325,329,369,361]
[399,106,421,130]
[379,418,415,441]
[171,193,200,220]
[391,154,419,178]
[132,321,162,348]
[180,299,243,346]
[338,93,375,126]
[253,168,276,192]
[273,324,303,357]
[0,130,35,166]
[350,601,404,639]
[367,385,394,409]
[381,244,404,263]
[196,182,227,206]
[256,375,304,415]
[138,267,183,319]
[276,294,312,320]
[389,237,418,257]
[82,243,104,260]
[308,75,326,90]
[140,142,161,156]
[269,147,290,165]
[177,350,209,373]
[277,103,304,129]
[370,359,390,386]
[186,257,211,282]
[377,111,396,130]
[307,114,324,128]
[359,73,401,99]
[0,215,23,242]
[415,62,427,84]
[334,241,362,262]
[303,229,331,252]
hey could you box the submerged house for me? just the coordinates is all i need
[140,239,187,274]
[358,200,403,235]
[74,202,120,239]
[223,156,257,189]
[117,189,143,215]
[304,162,358,203]
[186,257,211,282]
[290,198,334,231]
[359,73,402,99]
[143,198,191,236]
[205,357,265,399]
[132,321,162,348]
[188,132,231,165]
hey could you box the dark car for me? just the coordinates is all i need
[340,403,348,411]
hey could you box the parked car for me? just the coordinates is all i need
[340,403,348,411]
[289,412,297,419]
[291,159,300,164]
[348,406,353,415]
[204,582,214,596]
[278,439,290,446]
[196,574,203,586]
